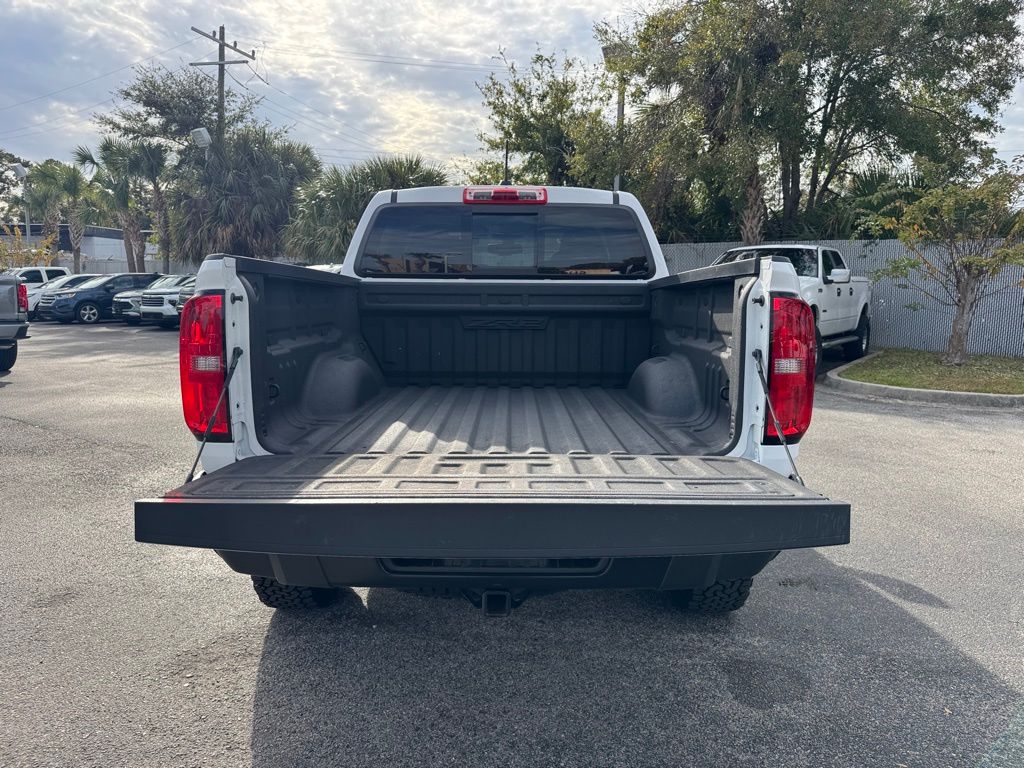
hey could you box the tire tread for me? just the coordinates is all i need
[673,578,752,614]
[251,576,338,610]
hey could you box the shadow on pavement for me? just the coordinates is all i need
[249,550,1021,767]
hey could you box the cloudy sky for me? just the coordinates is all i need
[1,0,1022,171]
[0,0,642,170]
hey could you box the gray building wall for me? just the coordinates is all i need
[661,240,1024,358]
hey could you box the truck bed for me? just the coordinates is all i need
[281,384,717,456]
[141,384,847,560]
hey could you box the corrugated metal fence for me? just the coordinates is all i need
[662,239,1024,358]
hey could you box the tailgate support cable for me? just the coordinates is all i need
[185,346,244,484]
[752,349,804,486]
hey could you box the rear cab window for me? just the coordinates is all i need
[356,205,653,278]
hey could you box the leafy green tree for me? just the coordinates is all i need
[286,155,448,263]
[25,160,65,255]
[614,0,1023,236]
[96,64,258,151]
[30,161,99,272]
[475,53,606,186]
[874,163,1024,364]
[172,127,320,262]
[74,138,151,271]
[0,148,31,221]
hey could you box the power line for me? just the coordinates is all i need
[261,42,505,74]
[0,97,118,140]
[0,39,198,113]
[205,52,445,164]
[223,69,384,153]
[244,63,395,149]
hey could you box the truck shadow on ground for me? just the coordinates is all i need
[249,550,1020,768]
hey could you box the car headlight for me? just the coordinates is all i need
[60,292,76,299]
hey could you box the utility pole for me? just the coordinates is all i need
[189,25,255,143]
[217,26,226,141]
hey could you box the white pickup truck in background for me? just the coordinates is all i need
[715,245,872,364]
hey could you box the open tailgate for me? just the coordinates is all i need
[136,454,849,559]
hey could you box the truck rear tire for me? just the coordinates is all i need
[251,576,339,609]
[843,313,870,361]
[671,578,752,614]
[0,343,16,372]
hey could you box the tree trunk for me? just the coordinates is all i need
[739,166,766,245]
[119,212,137,272]
[43,206,60,259]
[123,213,145,272]
[68,205,86,274]
[942,273,982,365]
[152,184,172,274]
[779,141,802,234]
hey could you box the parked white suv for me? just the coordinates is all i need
[2,266,70,290]
[715,245,872,363]
[139,275,195,327]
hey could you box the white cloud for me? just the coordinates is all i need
[0,0,643,169]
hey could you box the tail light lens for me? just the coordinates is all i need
[765,296,816,442]
[17,283,28,313]
[179,293,230,440]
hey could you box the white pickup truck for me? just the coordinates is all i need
[136,186,851,617]
[715,245,872,364]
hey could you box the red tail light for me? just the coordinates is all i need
[463,186,548,204]
[765,296,816,442]
[17,283,28,313]
[179,293,230,439]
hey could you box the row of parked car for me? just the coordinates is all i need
[2,266,196,328]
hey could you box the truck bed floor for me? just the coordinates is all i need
[292,385,716,456]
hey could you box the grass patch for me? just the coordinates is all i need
[839,348,1024,394]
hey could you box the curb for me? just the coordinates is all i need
[824,353,1024,408]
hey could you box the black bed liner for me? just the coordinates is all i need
[284,384,720,455]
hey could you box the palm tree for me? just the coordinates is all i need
[173,126,321,262]
[26,160,65,257]
[285,155,448,263]
[74,138,148,271]
[134,141,171,272]
[31,162,96,273]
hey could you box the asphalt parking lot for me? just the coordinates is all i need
[1,322,1022,768]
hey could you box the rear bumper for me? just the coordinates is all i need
[0,321,28,347]
[136,495,849,560]
[136,453,850,589]
[216,550,783,591]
